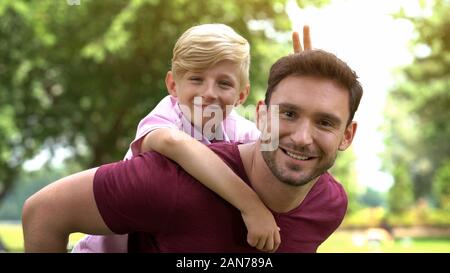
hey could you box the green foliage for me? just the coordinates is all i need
[383,0,450,205]
[426,208,450,226]
[342,204,450,228]
[359,188,386,208]
[0,0,330,201]
[342,207,387,228]
[384,199,450,227]
[376,197,450,227]
[0,167,72,220]
[388,162,414,214]
[433,160,450,210]
[386,206,429,227]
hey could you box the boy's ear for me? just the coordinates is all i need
[165,71,177,97]
[235,84,250,106]
[256,100,267,131]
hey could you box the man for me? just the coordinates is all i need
[22,49,362,253]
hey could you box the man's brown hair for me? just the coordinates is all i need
[264,50,363,125]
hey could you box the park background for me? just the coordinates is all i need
[0,0,449,252]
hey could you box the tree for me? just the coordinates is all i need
[0,0,329,202]
[383,0,450,206]
[433,160,450,210]
[387,162,414,213]
[359,187,386,208]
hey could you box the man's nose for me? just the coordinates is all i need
[290,120,314,146]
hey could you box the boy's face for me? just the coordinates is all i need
[167,61,248,130]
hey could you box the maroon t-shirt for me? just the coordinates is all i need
[93,142,347,252]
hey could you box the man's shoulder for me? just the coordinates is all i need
[207,142,241,159]
[320,172,347,195]
[324,172,346,188]
[317,172,348,210]
[207,142,247,177]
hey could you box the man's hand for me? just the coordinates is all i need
[241,206,281,253]
[292,25,312,53]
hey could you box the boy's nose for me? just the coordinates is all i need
[202,82,218,102]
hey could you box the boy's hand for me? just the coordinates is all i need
[241,207,281,252]
[292,25,312,53]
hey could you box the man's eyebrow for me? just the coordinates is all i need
[277,103,299,110]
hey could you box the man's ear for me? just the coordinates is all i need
[165,71,177,97]
[338,121,357,151]
[235,84,250,106]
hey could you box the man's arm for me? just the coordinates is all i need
[22,168,113,252]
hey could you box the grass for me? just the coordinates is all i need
[318,229,450,253]
[2,222,449,253]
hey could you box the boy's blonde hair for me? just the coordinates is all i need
[171,24,250,90]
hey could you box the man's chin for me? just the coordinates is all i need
[277,167,325,186]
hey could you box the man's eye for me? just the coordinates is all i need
[282,111,295,118]
[319,120,333,127]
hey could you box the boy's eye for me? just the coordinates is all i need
[189,77,202,82]
[218,80,233,88]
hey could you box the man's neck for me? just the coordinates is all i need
[238,142,318,213]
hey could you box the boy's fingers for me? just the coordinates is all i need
[247,235,257,247]
[292,31,302,53]
[264,235,275,252]
[274,230,281,252]
[303,25,312,50]
[255,238,266,251]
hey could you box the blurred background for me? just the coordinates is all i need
[0,0,449,253]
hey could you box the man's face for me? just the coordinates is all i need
[171,61,245,130]
[259,75,356,187]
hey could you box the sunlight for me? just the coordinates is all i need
[286,0,423,192]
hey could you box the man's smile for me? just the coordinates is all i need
[279,147,317,161]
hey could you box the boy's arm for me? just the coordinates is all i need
[141,128,280,252]
[22,168,113,252]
